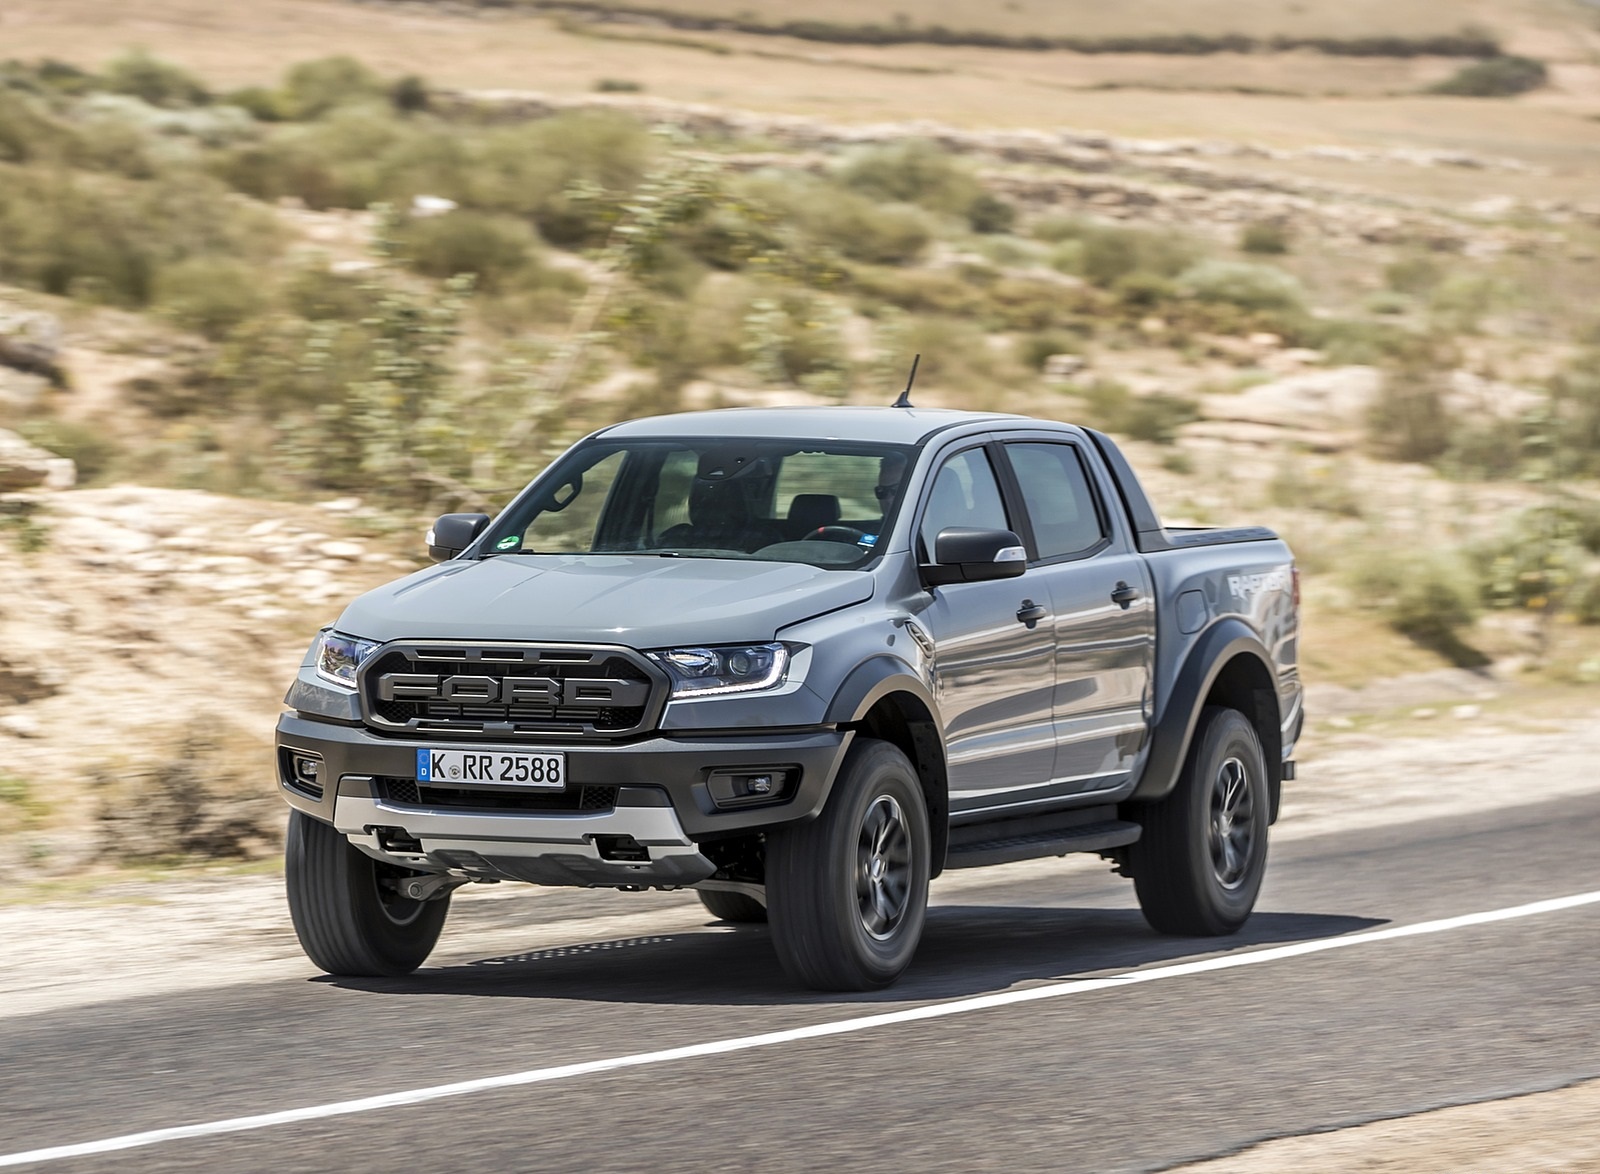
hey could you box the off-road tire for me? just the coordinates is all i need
[285,810,450,976]
[1132,706,1269,936]
[697,889,768,923]
[767,738,931,991]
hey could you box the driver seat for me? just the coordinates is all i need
[787,493,841,539]
[659,466,782,552]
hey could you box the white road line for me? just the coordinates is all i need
[3,889,1598,1169]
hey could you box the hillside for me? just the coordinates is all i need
[1,0,1600,878]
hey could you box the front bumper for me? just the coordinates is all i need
[275,712,850,888]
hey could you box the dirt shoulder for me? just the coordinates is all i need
[1171,1078,1600,1173]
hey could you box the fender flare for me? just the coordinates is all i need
[824,654,940,727]
[824,656,951,876]
[1131,618,1280,804]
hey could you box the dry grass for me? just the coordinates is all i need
[2,0,1596,189]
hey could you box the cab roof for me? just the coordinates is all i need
[595,406,1040,447]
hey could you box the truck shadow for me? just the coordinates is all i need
[321,906,1384,1005]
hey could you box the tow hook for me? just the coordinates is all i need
[402,874,470,902]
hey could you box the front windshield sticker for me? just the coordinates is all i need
[495,535,521,551]
[858,534,878,547]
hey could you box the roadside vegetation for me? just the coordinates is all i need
[1,39,1598,866]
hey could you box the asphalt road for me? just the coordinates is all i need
[3,791,1599,1173]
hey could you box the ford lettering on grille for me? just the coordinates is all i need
[376,673,649,708]
[360,642,666,740]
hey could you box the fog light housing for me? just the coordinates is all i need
[280,749,325,801]
[707,767,797,809]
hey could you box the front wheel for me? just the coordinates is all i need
[1131,706,1269,936]
[767,738,931,991]
[285,811,450,976]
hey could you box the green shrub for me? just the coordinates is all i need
[1113,271,1177,309]
[464,111,655,243]
[1385,255,1444,295]
[1428,273,1502,332]
[1019,330,1085,371]
[0,167,278,306]
[1037,220,1199,289]
[848,265,986,317]
[740,293,851,390]
[1366,373,1454,463]
[1549,349,1600,476]
[1308,317,1419,366]
[1476,506,1589,619]
[1570,575,1600,625]
[391,74,430,113]
[1177,260,1305,313]
[283,265,382,322]
[0,91,69,164]
[1031,215,1090,244]
[280,56,386,119]
[1,58,99,97]
[1239,220,1290,255]
[225,86,287,122]
[15,419,122,484]
[967,192,1016,235]
[1363,291,1412,316]
[1391,558,1485,664]
[399,211,541,291]
[803,192,931,265]
[873,313,1019,405]
[1070,379,1198,444]
[594,78,643,93]
[155,255,270,339]
[1429,56,1547,98]
[839,139,981,217]
[103,49,209,108]
[1348,548,1486,666]
[605,280,777,392]
[1267,455,1364,516]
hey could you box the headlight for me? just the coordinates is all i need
[648,643,789,699]
[314,631,379,690]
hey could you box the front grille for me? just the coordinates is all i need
[359,642,665,740]
[376,777,617,813]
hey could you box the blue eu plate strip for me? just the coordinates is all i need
[416,748,431,781]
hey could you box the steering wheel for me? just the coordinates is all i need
[812,525,869,545]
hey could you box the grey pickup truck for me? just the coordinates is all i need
[276,406,1301,990]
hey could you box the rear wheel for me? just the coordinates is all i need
[767,738,930,991]
[1132,706,1269,936]
[285,811,450,976]
[697,888,768,923]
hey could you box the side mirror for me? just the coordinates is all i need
[427,513,490,561]
[922,527,1027,586]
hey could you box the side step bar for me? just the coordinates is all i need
[945,808,1142,870]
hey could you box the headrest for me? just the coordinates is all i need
[788,493,841,531]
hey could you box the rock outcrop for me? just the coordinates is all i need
[0,429,75,492]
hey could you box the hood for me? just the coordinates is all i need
[336,555,875,647]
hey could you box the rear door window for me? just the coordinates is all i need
[1003,442,1107,560]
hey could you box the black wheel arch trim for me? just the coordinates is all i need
[1131,617,1283,804]
[824,654,939,728]
[824,656,951,877]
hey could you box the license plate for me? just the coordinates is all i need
[416,748,566,789]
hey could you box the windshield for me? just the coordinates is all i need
[483,437,916,568]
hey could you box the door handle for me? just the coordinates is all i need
[1110,581,1142,609]
[1016,600,1048,628]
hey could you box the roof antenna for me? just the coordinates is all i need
[893,353,920,409]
